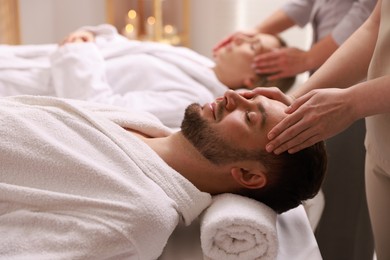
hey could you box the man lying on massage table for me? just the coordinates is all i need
[0,89,326,259]
[0,24,295,129]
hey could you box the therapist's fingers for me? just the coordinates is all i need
[241,87,294,105]
[267,88,355,154]
[254,50,280,62]
[266,93,313,141]
[265,112,305,152]
[253,50,280,67]
[252,51,287,80]
[272,127,322,154]
[240,86,279,97]
[213,35,234,53]
[265,95,316,153]
[284,93,313,114]
[214,31,257,54]
[213,34,234,52]
[265,90,336,153]
[213,32,245,54]
[254,47,309,80]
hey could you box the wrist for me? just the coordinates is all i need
[344,86,364,122]
[304,50,317,71]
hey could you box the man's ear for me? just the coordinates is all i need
[230,167,267,189]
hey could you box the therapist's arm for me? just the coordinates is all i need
[268,76,390,155]
[213,8,295,53]
[291,2,379,98]
[253,34,338,80]
[255,9,296,34]
[264,0,381,154]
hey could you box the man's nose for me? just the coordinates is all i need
[224,90,247,111]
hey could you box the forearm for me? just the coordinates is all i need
[305,35,339,71]
[255,9,296,35]
[350,76,390,120]
[292,8,380,98]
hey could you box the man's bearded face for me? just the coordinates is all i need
[181,103,258,165]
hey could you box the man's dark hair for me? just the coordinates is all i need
[237,141,327,214]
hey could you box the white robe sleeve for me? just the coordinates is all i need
[49,43,197,128]
[50,42,112,100]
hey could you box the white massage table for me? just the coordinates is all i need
[160,205,322,260]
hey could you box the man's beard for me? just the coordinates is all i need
[181,103,259,165]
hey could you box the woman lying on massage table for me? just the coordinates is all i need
[0,24,295,129]
[0,89,326,259]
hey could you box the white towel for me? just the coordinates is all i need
[200,193,278,260]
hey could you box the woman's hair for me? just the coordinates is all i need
[237,141,327,214]
[253,35,296,93]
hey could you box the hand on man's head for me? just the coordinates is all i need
[240,87,294,106]
[252,47,309,80]
[212,29,258,56]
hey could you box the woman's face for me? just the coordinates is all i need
[213,34,281,89]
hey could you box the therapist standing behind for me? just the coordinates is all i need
[214,1,377,260]
[214,0,376,81]
[250,1,389,259]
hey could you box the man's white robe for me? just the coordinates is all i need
[0,95,211,260]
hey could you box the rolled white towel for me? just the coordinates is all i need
[200,193,278,260]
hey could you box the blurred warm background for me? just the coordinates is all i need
[0,0,311,60]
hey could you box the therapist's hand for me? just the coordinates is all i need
[213,29,257,56]
[253,47,310,80]
[266,88,357,154]
[240,86,295,106]
[60,31,95,46]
